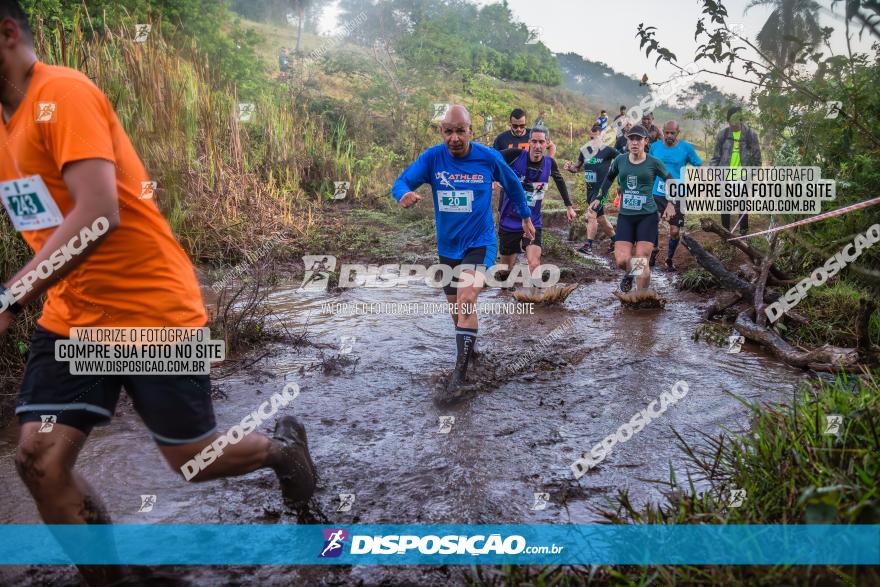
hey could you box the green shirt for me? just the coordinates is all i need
[601,154,671,216]
[730,130,742,168]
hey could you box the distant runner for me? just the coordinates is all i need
[564,124,618,254]
[593,125,674,293]
[614,120,632,152]
[392,104,535,403]
[595,109,609,132]
[612,105,627,136]
[492,107,556,157]
[649,120,702,271]
[0,4,316,583]
[498,126,575,277]
[641,112,662,146]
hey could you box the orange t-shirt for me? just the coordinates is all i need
[0,62,207,337]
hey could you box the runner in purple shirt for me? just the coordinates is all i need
[497,126,576,279]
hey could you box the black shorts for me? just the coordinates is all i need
[668,201,685,227]
[586,185,604,216]
[499,228,542,256]
[16,327,218,445]
[615,213,659,244]
[437,245,496,296]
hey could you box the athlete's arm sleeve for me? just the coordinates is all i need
[688,144,703,167]
[501,148,521,165]
[39,79,117,170]
[550,160,572,206]
[597,157,619,205]
[391,150,432,201]
[494,154,530,219]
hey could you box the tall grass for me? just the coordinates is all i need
[0,13,403,405]
[467,373,880,586]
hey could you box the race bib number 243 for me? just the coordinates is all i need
[0,176,64,231]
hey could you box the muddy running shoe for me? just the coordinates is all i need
[272,416,317,504]
[649,249,658,268]
[436,366,469,406]
[619,272,634,293]
[470,347,481,366]
[577,242,593,254]
[665,258,677,272]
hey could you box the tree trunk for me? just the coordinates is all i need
[295,5,304,54]
[734,310,859,372]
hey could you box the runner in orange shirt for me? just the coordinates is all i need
[0,4,316,580]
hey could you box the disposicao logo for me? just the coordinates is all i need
[320,528,348,558]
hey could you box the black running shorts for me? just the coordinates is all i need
[17,327,218,445]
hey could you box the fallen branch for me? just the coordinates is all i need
[704,292,742,321]
[734,310,859,372]
[754,233,779,328]
[682,234,776,304]
[699,218,792,281]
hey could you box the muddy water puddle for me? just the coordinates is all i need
[0,269,807,584]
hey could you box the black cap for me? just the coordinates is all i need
[590,124,603,132]
[627,125,648,138]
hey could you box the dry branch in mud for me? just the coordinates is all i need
[734,310,859,371]
[699,218,794,283]
[683,227,873,371]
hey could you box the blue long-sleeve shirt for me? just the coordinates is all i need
[391,142,531,259]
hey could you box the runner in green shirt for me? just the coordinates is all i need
[593,125,675,293]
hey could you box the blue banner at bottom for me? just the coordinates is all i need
[0,524,877,565]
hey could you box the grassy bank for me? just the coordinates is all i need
[467,371,880,586]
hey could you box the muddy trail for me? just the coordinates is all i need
[0,229,809,586]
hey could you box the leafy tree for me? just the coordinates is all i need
[745,0,825,70]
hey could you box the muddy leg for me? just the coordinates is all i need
[15,422,125,586]
[634,241,655,290]
[525,245,542,279]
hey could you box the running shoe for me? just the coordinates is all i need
[619,273,634,293]
[272,416,317,504]
[436,366,469,406]
[577,242,593,254]
[665,258,677,272]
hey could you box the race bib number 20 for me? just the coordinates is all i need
[438,190,473,212]
[0,176,64,231]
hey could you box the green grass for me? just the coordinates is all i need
[676,267,719,292]
[469,372,880,586]
[782,282,880,349]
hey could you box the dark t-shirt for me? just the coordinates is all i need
[577,144,619,186]
[493,129,531,151]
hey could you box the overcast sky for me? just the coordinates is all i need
[321,0,875,98]
[478,0,875,97]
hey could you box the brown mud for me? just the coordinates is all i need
[0,219,809,586]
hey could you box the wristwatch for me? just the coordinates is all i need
[0,285,23,316]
